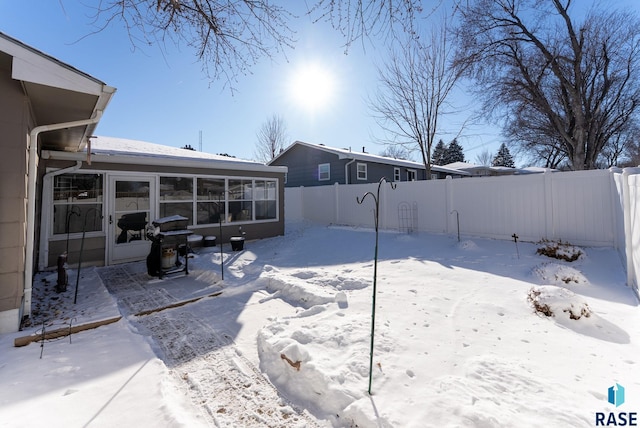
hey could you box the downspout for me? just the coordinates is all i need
[38,160,83,271]
[23,111,102,321]
[345,158,355,184]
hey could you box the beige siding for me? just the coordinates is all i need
[0,54,30,315]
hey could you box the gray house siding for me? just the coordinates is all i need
[270,142,468,187]
[346,161,425,184]
[272,144,346,187]
[274,147,430,187]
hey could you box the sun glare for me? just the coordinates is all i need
[289,63,336,112]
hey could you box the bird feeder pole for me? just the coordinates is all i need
[357,177,396,395]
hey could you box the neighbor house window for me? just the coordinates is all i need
[357,163,368,180]
[159,176,194,224]
[318,163,330,181]
[394,167,401,182]
[228,179,253,222]
[407,169,417,181]
[53,173,104,235]
[196,177,225,225]
[431,173,439,180]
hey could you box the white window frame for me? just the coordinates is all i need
[394,167,401,182]
[50,172,105,237]
[407,169,417,181]
[356,163,368,180]
[318,163,331,181]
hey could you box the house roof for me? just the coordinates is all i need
[444,162,552,175]
[41,136,288,174]
[269,140,469,176]
[0,32,115,152]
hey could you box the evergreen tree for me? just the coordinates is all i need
[492,143,515,167]
[431,140,447,165]
[443,139,465,164]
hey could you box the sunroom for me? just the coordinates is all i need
[38,136,287,270]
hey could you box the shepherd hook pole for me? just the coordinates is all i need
[357,177,396,395]
[451,210,460,242]
[75,208,102,304]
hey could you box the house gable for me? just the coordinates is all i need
[270,143,346,187]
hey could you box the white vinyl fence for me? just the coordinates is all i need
[285,168,640,298]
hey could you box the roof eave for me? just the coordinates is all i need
[41,149,288,174]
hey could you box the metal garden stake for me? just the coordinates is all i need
[512,233,520,259]
[356,177,396,395]
[74,208,101,304]
[451,210,460,242]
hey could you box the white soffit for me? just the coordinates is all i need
[0,35,105,95]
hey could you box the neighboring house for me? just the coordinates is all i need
[268,141,469,187]
[444,162,553,177]
[0,32,286,333]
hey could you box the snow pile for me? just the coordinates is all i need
[527,285,591,320]
[526,285,631,344]
[532,262,589,285]
[258,305,374,427]
[457,239,480,251]
[536,239,585,262]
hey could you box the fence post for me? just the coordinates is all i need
[445,176,453,235]
[543,169,554,240]
[334,182,340,224]
[299,186,305,222]
[622,167,640,298]
[609,167,623,252]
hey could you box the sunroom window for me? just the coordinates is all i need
[228,179,253,222]
[254,180,277,220]
[159,176,194,224]
[52,173,103,235]
[196,177,225,224]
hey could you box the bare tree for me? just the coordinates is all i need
[369,18,464,178]
[309,1,439,47]
[620,130,640,167]
[379,144,412,160]
[455,0,640,170]
[92,1,425,87]
[254,114,289,163]
[599,125,639,168]
[474,148,493,166]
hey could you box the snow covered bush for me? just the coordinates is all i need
[536,239,584,262]
[527,286,592,320]
[531,262,588,286]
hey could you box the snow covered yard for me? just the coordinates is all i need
[1,223,639,427]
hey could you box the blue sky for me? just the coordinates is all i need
[1,1,636,164]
